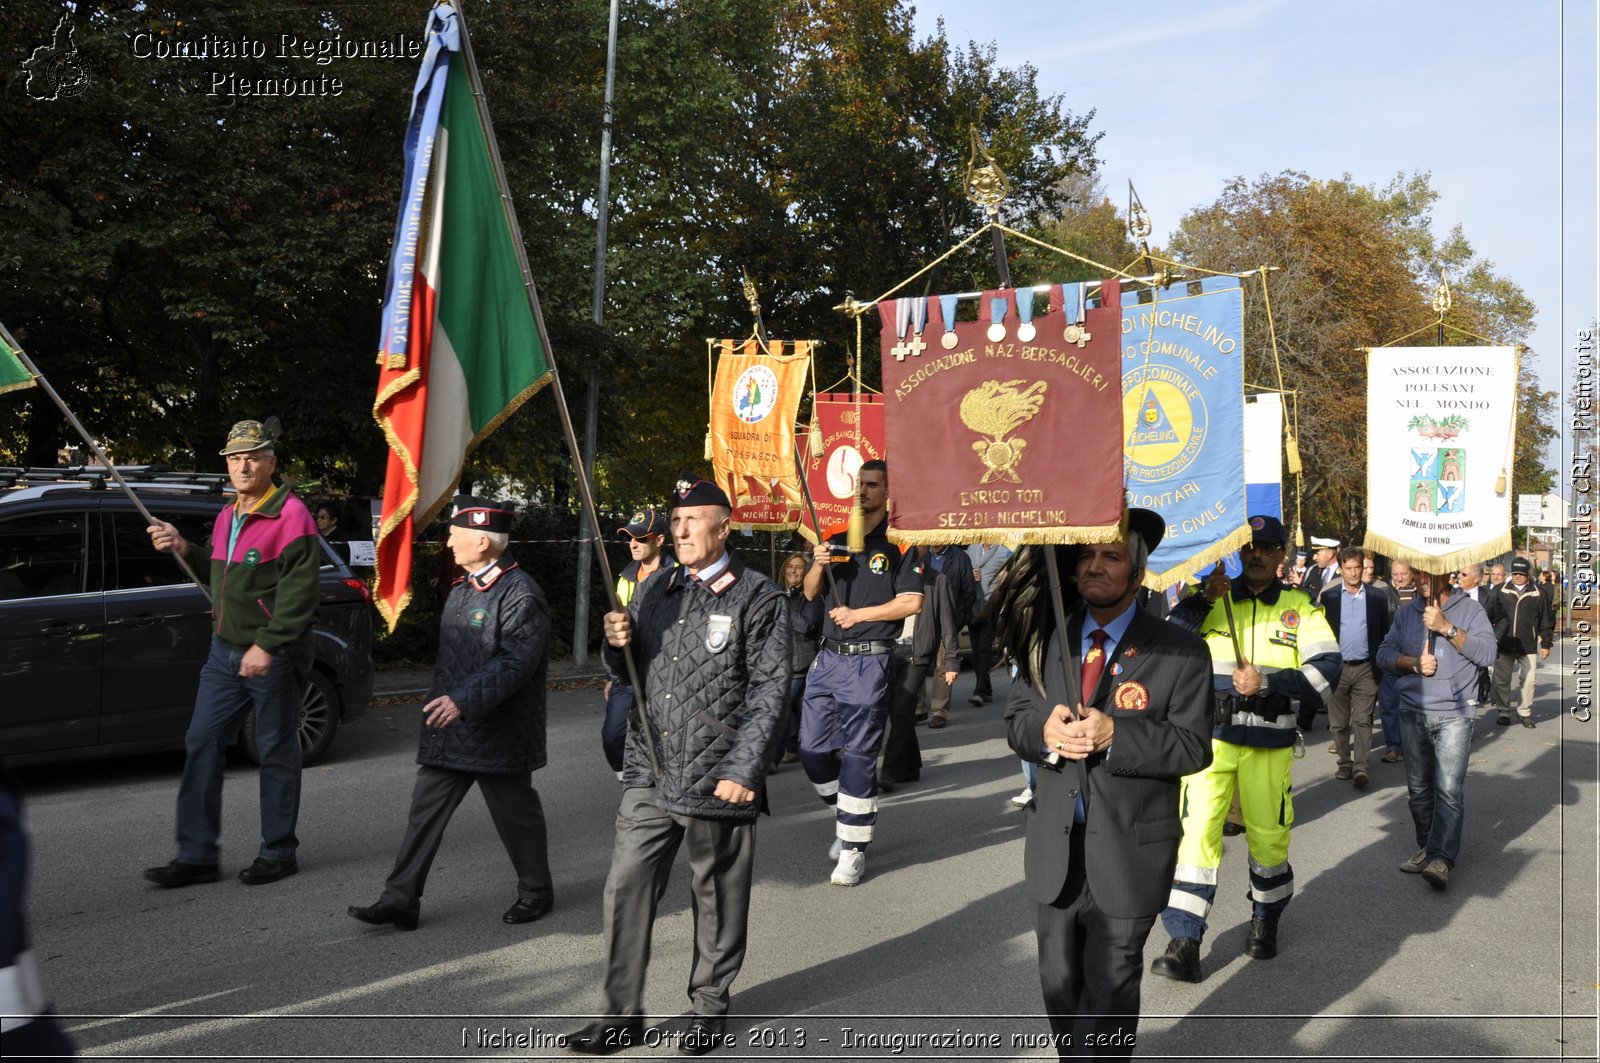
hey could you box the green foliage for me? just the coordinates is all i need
[3,0,1104,523]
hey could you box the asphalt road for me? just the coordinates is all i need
[14,643,1598,1061]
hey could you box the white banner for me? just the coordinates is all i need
[1364,346,1518,572]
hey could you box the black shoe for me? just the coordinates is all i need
[562,1019,643,1055]
[1497,712,1512,726]
[680,1015,727,1056]
[238,857,298,885]
[144,860,221,888]
[875,776,896,793]
[503,895,553,924]
[1520,714,1536,729]
[1245,916,1279,960]
[347,901,419,931]
[1150,937,1202,982]
[1222,821,1245,837]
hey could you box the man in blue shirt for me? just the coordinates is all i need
[1376,566,1496,890]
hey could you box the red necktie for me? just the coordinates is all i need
[1081,629,1109,705]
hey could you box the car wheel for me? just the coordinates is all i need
[241,669,341,766]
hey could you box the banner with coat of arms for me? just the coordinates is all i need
[708,338,812,529]
[1364,345,1517,572]
[877,282,1125,545]
[795,392,885,543]
[1120,276,1249,587]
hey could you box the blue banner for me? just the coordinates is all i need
[1120,276,1250,586]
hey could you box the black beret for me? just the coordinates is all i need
[671,473,731,510]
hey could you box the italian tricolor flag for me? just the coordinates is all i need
[373,3,551,630]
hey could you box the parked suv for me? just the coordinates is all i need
[0,467,374,767]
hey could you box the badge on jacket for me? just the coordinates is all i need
[706,613,733,653]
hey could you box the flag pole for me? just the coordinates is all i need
[0,321,212,602]
[450,5,662,777]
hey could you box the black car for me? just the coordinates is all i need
[0,468,374,766]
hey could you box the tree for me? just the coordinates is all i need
[3,1,1105,505]
[1166,170,1552,544]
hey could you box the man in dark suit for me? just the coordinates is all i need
[998,509,1214,1059]
[1319,547,1394,788]
[1301,536,1340,599]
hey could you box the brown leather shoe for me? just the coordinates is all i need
[1334,766,1353,781]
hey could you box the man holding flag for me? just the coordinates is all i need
[143,420,321,888]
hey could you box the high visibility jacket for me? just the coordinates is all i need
[1175,578,1341,749]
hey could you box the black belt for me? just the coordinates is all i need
[823,637,895,656]
[1345,657,1369,665]
[1215,692,1292,720]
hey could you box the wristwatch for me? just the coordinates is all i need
[1444,625,1459,640]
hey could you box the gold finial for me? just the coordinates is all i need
[1127,180,1153,240]
[1432,270,1452,317]
[742,269,761,317]
[964,120,1011,215]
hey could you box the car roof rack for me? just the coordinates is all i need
[0,465,233,492]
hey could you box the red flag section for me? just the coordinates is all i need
[877,284,1124,545]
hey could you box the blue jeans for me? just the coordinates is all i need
[176,636,309,864]
[1398,711,1472,867]
[601,683,634,773]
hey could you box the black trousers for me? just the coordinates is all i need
[1034,830,1154,1060]
[880,652,925,782]
[379,765,553,912]
[970,616,998,698]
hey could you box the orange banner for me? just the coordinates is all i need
[709,338,812,530]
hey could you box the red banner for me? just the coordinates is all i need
[795,392,886,542]
[878,284,1124,545]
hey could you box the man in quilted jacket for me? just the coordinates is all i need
[564,474,789,1057]
[348,497,554,931]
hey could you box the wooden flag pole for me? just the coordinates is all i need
[451,4,661,779]
[0,321,212,603]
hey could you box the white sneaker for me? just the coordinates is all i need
[827,837,842,863]
[614,771,625,782]
[1010,786,1034,808]
[830,848,866,886]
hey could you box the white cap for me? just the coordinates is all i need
[1309,536,1340,548]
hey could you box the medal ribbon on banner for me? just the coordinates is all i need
[939,294,960,350]
[1016,287,1037,343]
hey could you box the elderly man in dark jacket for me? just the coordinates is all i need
[348,498,553,931]
[565,474,788,1057]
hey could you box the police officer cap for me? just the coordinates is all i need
[619,509,667,539]
[1309,534,1340,548]
[1247,515,1289,545]
[1510,556,1533,576]
[671,473,731,510]
[450,496,514,533]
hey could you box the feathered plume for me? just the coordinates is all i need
[984,544,1082,693]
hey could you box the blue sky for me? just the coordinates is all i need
[912,0,1597,470]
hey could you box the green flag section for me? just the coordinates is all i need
[371,3,552,630]
[0,328,36,395]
